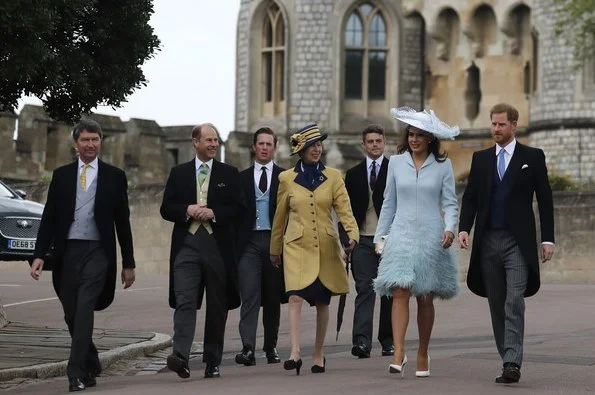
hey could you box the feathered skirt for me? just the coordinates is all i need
[373,217,459,299]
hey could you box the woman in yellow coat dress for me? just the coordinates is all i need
[270,124,359,375]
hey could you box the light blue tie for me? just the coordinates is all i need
[497,149,506,180]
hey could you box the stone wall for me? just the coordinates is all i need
[8,181,595,284]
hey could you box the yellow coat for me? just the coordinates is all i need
[270,165,359,295]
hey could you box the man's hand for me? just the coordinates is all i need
[270,255,281,268]
[30,258,44,280]
[121,268,135,289]
[344,239,356,255]
[197,207,215,221]
[186,204,202,219]
[541,244,554,263]
[441,231,454,249]
[458,231,470,249]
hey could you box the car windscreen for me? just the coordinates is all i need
[0,182,16,198]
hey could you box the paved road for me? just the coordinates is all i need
[1,264,595,394]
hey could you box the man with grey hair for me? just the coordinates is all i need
[31,118,136,392]
[161,123,242,379]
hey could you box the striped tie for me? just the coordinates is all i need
[80,164,89,191]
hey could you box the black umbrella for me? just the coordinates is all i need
[336,224,352,341]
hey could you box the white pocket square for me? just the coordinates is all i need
[521,164,529,169]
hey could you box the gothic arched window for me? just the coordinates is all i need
[344,3,388,105]
[261,3,285,116]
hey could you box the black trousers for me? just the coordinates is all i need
[237,231,281,351]
[351,236,393,349]
[60,240,108,379]
[172,227,228,365]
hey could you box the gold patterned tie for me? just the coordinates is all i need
[80,164,89,191]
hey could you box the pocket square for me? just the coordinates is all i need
[217,182,226,187]
[521,164,529,169]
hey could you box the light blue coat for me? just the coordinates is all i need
[373,152,459,299]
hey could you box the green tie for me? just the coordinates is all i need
[198,163,208,186]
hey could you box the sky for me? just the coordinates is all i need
[18,0,241,141]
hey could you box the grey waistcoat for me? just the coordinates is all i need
[67,176,101,240]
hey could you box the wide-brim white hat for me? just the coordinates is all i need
[390,107,460,140]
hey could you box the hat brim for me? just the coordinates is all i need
[390,107,460,140]
[291,134,327,155]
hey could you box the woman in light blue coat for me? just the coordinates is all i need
[374,107,460,378]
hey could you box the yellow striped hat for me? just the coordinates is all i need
[289,123,328,155]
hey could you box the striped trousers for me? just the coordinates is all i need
[480,229,528,367]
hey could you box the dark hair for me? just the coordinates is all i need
[397,125,448,162]
[490,103,519,122]
[72,118,102,141]
[192,123,220,140]
[253,127,277,146]
[361,124,384,141]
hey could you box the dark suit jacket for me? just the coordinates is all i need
[160,159,241,310]
[459,142,555,298]
[237,163,287,303]
[34,160,135,311]
[344,157,389,228]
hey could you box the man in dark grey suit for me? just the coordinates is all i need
[459,103,555,384]
[31,119,136,392]
[344,125,393,358]
[161,123,241,380]
[234,127,285,366]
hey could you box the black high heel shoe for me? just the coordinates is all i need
[311,357,326,373]
[284,359,303,375]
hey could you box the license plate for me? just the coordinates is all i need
[8,239,36,250]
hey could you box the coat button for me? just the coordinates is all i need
[310,203,313,206]
[314,245,318,248]
[312,220,315,223]
[310,194,313,197]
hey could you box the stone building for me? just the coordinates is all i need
[230,0,595,181]
[0,105,218,184]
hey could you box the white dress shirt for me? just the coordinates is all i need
[366,156,383,185]
[253,161,273,192]
[495,139,516,173]
[195,157,213,174]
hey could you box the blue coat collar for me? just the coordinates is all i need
[293,160,328,191]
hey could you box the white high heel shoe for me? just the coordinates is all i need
[415,356,431,378]
[388,354,408,377]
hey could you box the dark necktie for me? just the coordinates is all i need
[370,161,377,191]
[259,166,268,193]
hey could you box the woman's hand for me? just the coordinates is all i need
[270,255,281,268]
[441,231,454,249]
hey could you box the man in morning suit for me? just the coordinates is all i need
[458,103,555,384]
[234,127,285,366]
[31,119,136,392]
[161,123,241,379]
[344,125,394,358]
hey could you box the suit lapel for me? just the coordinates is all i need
[269,164,282,218]
[483,147,496,197]
[207,160,219,200]
[245,165,256,211]
[66,162,78,216]
[505,143,524,185]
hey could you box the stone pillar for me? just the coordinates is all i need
[529,0,595,183]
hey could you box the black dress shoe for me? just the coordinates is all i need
[235,348,256,366]
[68,378,86,392]
[265,348,281,364]
[85,374,97,388]
[204,364,220,378]
[381,345,395,356]
[166,352,190,379]
[495,363,521,384]
[351,344,371,359]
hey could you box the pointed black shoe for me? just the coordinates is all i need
[351,344,370,359]
[235,348,256,366]
[68,378,86,392]
[204,364,220,378]
[85,374,97,388]
[166,351,190,379]
[311,357,326,373]
[495,363,521,384]
[283,359,303,375]
[265,348,281,364]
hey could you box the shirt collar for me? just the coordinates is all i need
[366,156,383,169]
[78,157,98,169]
[496,139,516,156]
[254,161,273,172]
[195,157,213,171]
